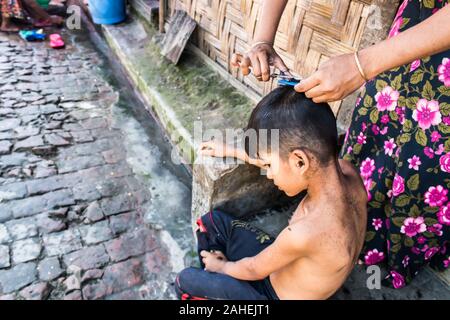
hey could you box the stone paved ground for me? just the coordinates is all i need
[0,30,183,300]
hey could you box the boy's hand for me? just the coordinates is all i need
[200,250,228,273]
[198,140,235,158]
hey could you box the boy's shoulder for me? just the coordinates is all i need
[338,159,359,178]
[338,159,367,200]
[287,204,333,244]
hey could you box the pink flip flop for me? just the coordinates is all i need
[49,33,65,49]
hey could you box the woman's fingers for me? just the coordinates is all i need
[311,95,329,103]
[248,54,262,80]
[231,53,252,75]
[233,50,292,80]
[294,74,321,93]
[302,84,337,103]
[303,84,326,100]
[257,52,271,81]
[240,55,252,76]
[272,55,291,76]
[231,53,242,67]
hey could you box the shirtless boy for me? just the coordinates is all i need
[175,87,368,300]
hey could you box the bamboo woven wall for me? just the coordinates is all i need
[168,0,399,114]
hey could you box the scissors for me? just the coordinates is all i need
[232,53,300,87]
[271,71,301,87]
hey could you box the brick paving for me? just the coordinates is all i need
[0,31,178,300]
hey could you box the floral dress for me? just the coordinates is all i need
[341,0,450,288]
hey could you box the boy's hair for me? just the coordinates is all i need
[244,86,338,166]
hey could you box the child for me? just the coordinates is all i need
[176,87,368,300]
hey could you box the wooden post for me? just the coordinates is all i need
[159,0,166,33]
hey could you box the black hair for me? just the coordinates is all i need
[244,86,338,166]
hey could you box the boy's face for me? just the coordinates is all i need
[257,150,309,197]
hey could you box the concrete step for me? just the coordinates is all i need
[129,0,159,26]
[101,17,254,165]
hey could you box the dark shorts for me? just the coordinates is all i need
[175,210,279,300]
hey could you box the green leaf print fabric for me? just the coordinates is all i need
[340,0,450,288]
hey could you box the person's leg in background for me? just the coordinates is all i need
[21,0,63,26]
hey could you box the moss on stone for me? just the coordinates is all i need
[103,17,254,164]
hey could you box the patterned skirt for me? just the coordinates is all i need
[341,0,450,288]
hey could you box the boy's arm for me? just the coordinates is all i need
[198,140,267,169]
[202,225,310,281]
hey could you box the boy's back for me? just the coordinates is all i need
[270,159,367,299]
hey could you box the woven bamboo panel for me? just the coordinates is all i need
[168,0,396,114]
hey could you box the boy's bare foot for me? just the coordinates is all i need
[0,18,20,32]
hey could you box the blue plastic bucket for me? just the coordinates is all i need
[88,0,127,25]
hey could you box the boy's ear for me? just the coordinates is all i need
[289,149,310,173]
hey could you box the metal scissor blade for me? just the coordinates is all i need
[271,71,301,87]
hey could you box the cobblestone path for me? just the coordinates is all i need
[0,29,191,300]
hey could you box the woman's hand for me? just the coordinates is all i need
[231,43,291,81]
[200,250,228,273]
[294,53,366,103]
[198,140,235,158]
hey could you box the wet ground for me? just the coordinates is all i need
[0,26,193,299]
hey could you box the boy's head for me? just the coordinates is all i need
[244,86,338,196]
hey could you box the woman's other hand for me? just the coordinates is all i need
[294,53,366,103]
[231,43,291,81]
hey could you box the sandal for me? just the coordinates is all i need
[19,29,46,41]
[49,33,65,49]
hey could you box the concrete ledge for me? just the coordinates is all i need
[129,0,159,26]
[102,17,254,165]
[191,156,294,233]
